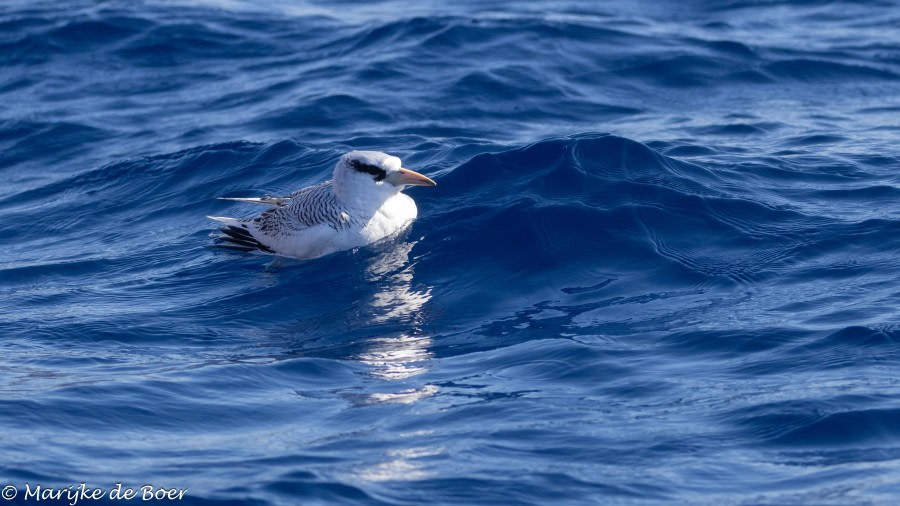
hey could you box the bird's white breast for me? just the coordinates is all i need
[359,192,418,243]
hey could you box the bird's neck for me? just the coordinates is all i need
[333,180,400,213]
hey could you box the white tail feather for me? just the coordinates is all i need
[217,196,287,206]
[206,215,241,225]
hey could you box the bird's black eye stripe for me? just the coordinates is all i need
[350,159,387,181]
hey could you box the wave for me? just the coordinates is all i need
[6,132,896,355]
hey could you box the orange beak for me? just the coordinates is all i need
[386,168,437,187]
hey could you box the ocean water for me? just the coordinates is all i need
[2,0,900,504]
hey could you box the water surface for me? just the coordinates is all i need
[2,0,900,504]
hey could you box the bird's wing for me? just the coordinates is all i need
[211,182,352,257]
[253,182,351,234]
[209,218,277,253]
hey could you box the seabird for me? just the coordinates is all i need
[208,150,436,259]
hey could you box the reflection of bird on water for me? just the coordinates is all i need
[358,333,434,382]
[209,151,435,259]
[365,239,432,324]
[355,240,437,402]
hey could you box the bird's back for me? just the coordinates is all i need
[254,182,351,235]
[211,182,346,258]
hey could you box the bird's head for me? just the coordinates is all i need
[333,150,435,204]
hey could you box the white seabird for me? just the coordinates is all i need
[208,150,436,259]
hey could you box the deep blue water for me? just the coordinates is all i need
[2,0,900,504]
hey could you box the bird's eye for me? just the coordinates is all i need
[350,159,387,181]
